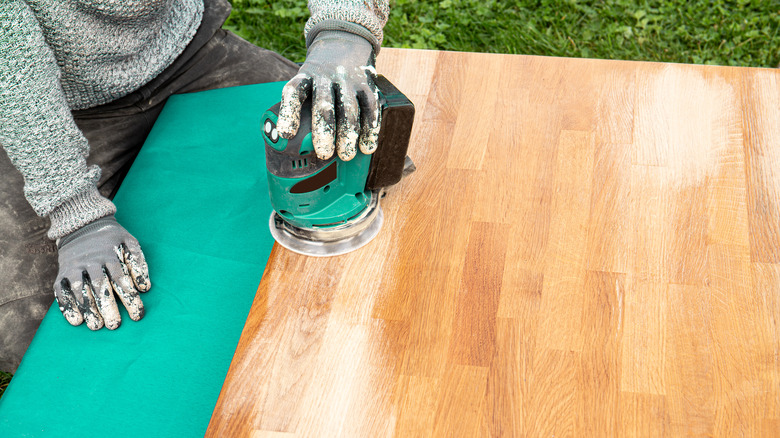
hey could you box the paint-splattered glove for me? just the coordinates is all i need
[276,30,381,161]
[54,215,150,330]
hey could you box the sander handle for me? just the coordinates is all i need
[365,75,416,191]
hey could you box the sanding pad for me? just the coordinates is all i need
[269,191,384,257]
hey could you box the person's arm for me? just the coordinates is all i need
[0,1,113,236]
[304,0,389,54]
[0,2,149,330]
[276,0,390,161]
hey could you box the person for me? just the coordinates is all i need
[0,0,389,373]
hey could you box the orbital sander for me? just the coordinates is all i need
[261,75,415,257]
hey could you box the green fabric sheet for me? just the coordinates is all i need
[0,81,285,437]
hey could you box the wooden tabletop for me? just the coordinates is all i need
[206,49,780,437]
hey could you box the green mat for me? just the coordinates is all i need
[0,81,285,437]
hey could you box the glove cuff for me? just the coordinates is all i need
[47,185,116,240]
[56,215,118,249]
[306,20,381,55]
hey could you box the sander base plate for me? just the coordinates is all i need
[269,192,384,257]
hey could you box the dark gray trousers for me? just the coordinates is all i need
[0,1,299,373]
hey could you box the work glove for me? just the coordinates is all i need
[54,215,150,330]
[276,30,381,161]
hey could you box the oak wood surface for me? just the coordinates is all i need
[206,49,780,437]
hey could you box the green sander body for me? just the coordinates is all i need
[262,75,415,256]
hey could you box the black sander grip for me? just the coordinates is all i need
[365,75,415,191]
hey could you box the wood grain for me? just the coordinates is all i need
[206,49,780,437]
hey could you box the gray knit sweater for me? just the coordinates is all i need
[0,0,389,239]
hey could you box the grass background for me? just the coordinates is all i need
[0,371,11,399]
[225,0,780,67]
[1,0,778,402]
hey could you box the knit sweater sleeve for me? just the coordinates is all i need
[0,1,115,240]
[304,0,390,53]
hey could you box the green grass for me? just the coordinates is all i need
[225,0,780,67]
[0,371,11,400]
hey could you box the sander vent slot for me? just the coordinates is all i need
[291,159,308,169]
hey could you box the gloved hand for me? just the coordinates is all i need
[54,215,150,330]
[276,30,381,161]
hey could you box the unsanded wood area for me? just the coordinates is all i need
[207,49,780,437]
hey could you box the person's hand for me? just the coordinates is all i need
[276,30,381,161]
[54,215,150,330]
